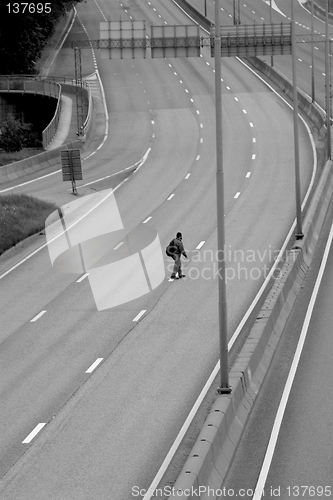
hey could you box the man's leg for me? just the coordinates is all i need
[171,255,181,278]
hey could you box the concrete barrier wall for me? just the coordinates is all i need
[0,140,82,182]
[303,0,333,22]
[244,56,326,138]
[172,0,212,28]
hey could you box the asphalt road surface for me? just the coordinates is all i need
[0,0,316,498]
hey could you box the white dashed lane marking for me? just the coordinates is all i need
[167,194,175,200]
[86,358,104,374]
[133,310,146,322]
[77,273,89,283]
[143,216,152,223]
[22,423,46,444]
[30,311,46,322]
[196,241,205,250]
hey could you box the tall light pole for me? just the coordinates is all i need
[325,0,331,159]
[215,0,231,394]
[291,0,303,238]
[270,0,274,67]
[311,0,315,102]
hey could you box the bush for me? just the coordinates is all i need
[0,117,39,152]
[0,193,57,255]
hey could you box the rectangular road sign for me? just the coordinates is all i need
[61,150,83,181]
[100,20,146,59]
[150,24,200,58]
[211,22,292,57]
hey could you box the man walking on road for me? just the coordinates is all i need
[170,232,187,280]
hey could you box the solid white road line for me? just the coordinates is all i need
[22,423,46,444]
[133,310,146,322]
[30,310,47,322]
[76,273,89,283]
[85,358,104,374]
[252,218,333,500]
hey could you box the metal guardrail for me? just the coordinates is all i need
[0,75,92,148]
[42,86,62,149]
[0,77,62,149]
[0,77,61,97]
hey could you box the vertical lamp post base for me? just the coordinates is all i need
[217,386,232,394]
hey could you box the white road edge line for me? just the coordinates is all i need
[22,423,46,444]
[133,310,146,322]
[30,310,47,322]
[85,358,104,374]
[252,218,333,500]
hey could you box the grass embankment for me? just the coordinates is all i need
[0,193,57,256]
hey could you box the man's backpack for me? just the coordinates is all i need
[166,239,177,257]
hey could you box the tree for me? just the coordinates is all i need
[0,117,35,152]
[0,1,84,75]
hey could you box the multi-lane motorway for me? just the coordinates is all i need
[0,0,322,498]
